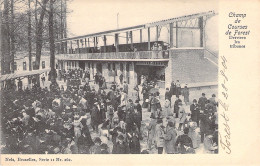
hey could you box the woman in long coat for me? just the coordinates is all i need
[164,121,177,154]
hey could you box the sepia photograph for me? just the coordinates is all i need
[0,0,219,155]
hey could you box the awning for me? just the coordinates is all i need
[0,68,51,82]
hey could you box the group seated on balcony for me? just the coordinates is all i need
[60,41,169,54]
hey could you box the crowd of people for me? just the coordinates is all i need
[0,68,218,154]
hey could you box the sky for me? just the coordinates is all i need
[66,0,218,51]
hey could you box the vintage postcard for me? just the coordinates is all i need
[0,0,259,165]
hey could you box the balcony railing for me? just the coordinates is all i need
[56,50,169,60]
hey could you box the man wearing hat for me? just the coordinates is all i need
[198,93,207,111]
[91,99,102,133]
[112,135,130,154]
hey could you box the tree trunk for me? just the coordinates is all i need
[28,0,32,71]
[49,0,56,83]
[10,0,15,73]
[2,0,10,74]
[35,0,49,70]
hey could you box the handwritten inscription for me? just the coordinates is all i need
[219,55,231,154]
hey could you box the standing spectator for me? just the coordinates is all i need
[119,74,123,84]
[209,94,218,112]
[164,99,174,124]
[170,81,176,98]
[176,80,181,98]
[174,97,182,118]
[198,93,207,111]
[182,85,189,105]
[190,99,200,126]
[200,111,212,143]
[41,74,46,86]
[94,73,99,84]
[91,101,101,133]
[123,81,128,94]
[164,121,177,154]
[112,135,130,154]
[155,118,165,154]
[178,101,187,131]
[165,88,172,107]
[135,100,142,121]
[128,125,141,154]
[147,114,157,150]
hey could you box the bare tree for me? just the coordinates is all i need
[1,0,10,74]
[28,0,32,71]
[10,0,15,73]
[35,0,49,70]
[49,0,56,83]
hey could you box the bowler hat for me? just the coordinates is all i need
[118,135,124,141]
[94,137,101,143]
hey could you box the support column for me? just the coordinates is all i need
[140,29,142,43]
[102,62,109,82]
[176,22,179,48]
[169,23,173,48]
[93,62,97,75]
[85,62,88,71]
[130,31,133,49]
[129,62,137,98]
[77,40,80,53]
[123,62,127,82]
[126,32,129,44]
[103,35,107,53]
[199,16,205,47]
[156,26,159,41]
[93,37,96,48]
[115,33,119,52]
[70,41,72,53]
[115,63,121,84]
[84,38,87,53]
[89,62,93,80]
[165,50,174,89]
[148,27,151,50]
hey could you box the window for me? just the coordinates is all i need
[23,62,27,71]
[42,61,45,69]
[14,62,17,71]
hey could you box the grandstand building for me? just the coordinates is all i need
[55,11,218,91]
